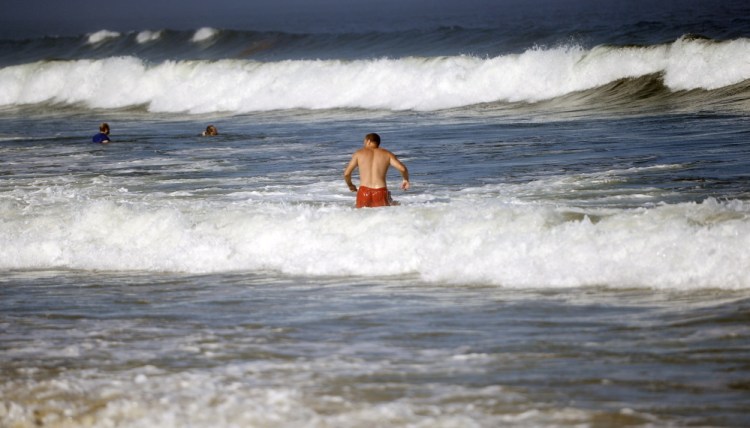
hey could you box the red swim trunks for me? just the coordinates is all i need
[356,186,392,208]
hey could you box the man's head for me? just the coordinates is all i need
[204,125,218,136]
[100,123,110,134]
[365,133,380,147]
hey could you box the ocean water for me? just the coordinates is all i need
[2,2,750,427]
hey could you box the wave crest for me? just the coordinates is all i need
[1,36,749,113]
[191,27,219,43]
[136,30,163,44]
[86,29,121,45]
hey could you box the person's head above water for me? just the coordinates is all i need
[202,125,218,136]
[92,122,111,143]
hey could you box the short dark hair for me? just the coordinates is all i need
[365,133,380,146]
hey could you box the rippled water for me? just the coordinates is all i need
[2,105,750,426]
[2,1,750,425]
[3,271,750,426]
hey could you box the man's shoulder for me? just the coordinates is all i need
[375,147,396,157]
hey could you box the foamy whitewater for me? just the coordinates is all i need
[1,174,749,289]
[2,2,750,427]
[2,36,750,112]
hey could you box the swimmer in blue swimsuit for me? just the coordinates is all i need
[92,123,111,143]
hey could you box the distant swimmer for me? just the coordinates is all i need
[344,133,409,208]
[202,125,218,136]
[92,122,110,143]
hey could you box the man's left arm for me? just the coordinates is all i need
[389,153,410,190]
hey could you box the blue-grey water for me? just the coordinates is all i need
[1,1,750,426]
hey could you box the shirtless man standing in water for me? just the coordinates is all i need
[344,133,410,208]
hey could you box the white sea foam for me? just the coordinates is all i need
[664,37,750,90]
[136,30,163,44]
[86,29,121,44]
[1,37,748,112]
[191,27,219,43]
[0,188,748,289]
[0,362,604,427]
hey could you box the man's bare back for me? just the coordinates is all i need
[344,133,409,207]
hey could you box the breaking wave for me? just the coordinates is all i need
[1,36,749,113]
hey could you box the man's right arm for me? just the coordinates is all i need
[344,153,358,192]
